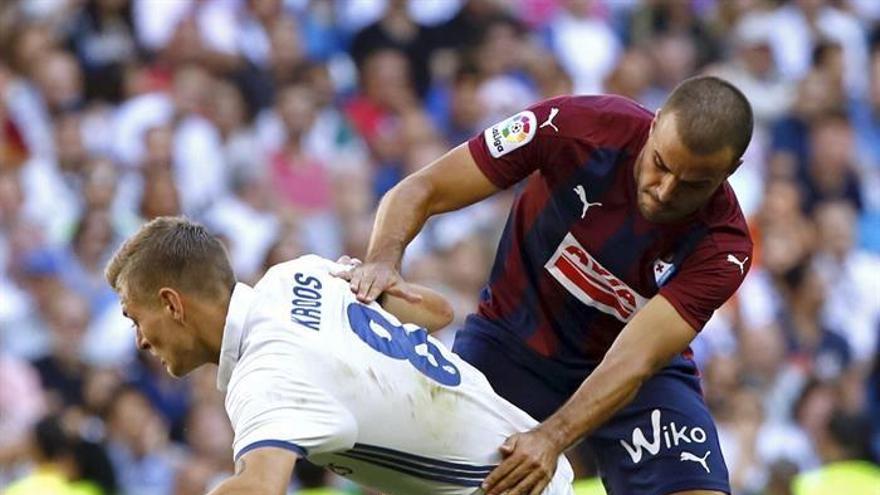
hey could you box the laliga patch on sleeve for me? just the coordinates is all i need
[483,110,537,158]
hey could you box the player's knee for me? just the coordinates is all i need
[667,490,727,495]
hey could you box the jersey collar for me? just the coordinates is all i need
[217,282,256,392]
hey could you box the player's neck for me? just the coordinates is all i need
[187,294,231,365]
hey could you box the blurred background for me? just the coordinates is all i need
[0,0,879,493]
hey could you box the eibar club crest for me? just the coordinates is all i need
[652,254,677,287]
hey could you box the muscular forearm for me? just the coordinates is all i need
[539,352,652,450]
[366,174,434,266]
[538,296,697,451]
[480,351,659,495]
[348,145,498,303]
[365,144,500,267]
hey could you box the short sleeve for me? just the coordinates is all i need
[467,96,571,189]
[659,232,753,331]
[226,331,357,461]
[467,95,653,189]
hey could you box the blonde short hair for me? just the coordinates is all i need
[105,216,235,305]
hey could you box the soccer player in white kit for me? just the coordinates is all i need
[105,216,574,495]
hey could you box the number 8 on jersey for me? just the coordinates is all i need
[347,304,462,387]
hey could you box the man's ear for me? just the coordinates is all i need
[159,287,184,322]
[728,158,744,177]
[650,110,660,135]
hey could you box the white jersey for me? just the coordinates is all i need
[217,255,574,495]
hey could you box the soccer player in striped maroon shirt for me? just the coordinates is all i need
[339,76,753,495]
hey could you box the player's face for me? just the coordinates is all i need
[121,290,201,378]
[635,113,736,223]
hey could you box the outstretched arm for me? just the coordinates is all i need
[482,295,698,495]
[377,282,454,333]
[342,144,499,303]
[208,447,298,495]
[334,256,454,333]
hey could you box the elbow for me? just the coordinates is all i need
[395,171,451,217]
[438,300,455,329]
[389,173,433,204]
[425,302,455,334]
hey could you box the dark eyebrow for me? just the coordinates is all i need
[682,177,714,186]
[653,151,670,171]
[655,150,712,186]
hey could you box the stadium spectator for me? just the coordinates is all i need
[179,402,233,489]
[769,0,868,98]
[4,415,102,495]
[350,0,438,98]
[802,113,863,212]
[850,44,880,171]
[603,48,655,107]
[104,385,175,495]
[64,0,139,104]
[204,165,280,282]
[793,410,880,494]
[542,0,621,95]
[32,288,91,407]
[769,71,844,184]
[706,13,795,128]
[0,353,46,450]
[0,1,877,493]
[812,200,880,362]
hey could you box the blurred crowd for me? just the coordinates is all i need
[0,0,878,494]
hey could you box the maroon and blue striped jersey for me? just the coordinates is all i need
[466,95,753,367]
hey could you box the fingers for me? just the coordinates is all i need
[369,268,404,303]
[338,261,401,304]
[482,458,517,495]
[340,256,362,266]
[489,460,553,495]
[348,266,365,295]
[484,433,558,495]
[356,276,375,303]
[499,436,517,455]
[331,266,354,280]
[331,256,362,279]
[483,458,532,495]
[482,436,518,494]
[520,469,552,495]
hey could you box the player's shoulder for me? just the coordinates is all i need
[564,94,653,118]
[697,182,753,254]
[259,254,336,283]
[536,94,653,147]
[275,253,335,271]
[544,94,652,126]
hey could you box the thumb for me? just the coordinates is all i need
[499,435,518,455]
[330,266,355,280]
